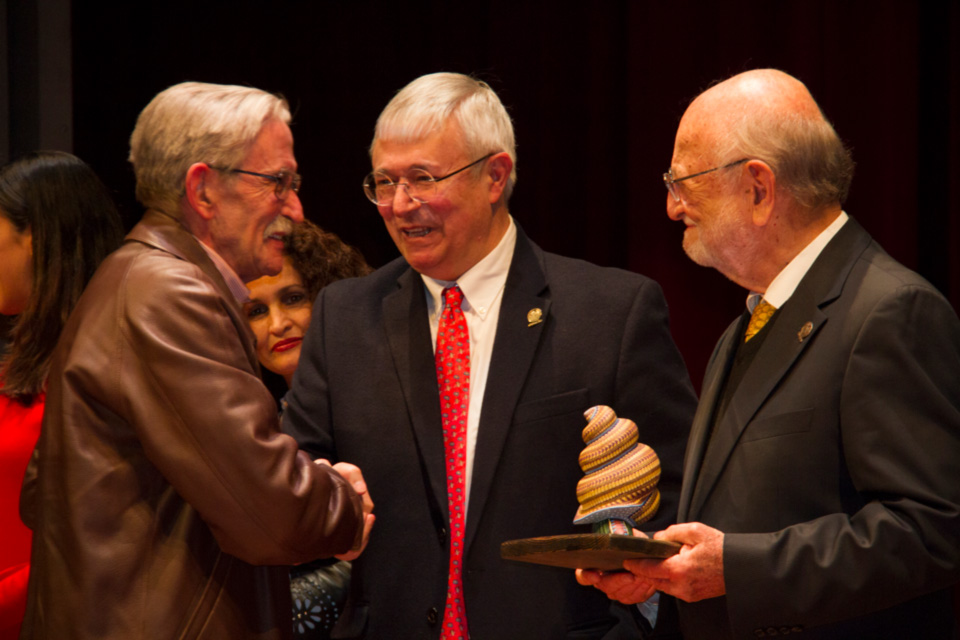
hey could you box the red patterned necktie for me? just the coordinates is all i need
[436,285,470,639]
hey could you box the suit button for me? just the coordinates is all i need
[439,527,448,545]
[427,607,439,625]
[765,628,779,636]
[754,630,766,638]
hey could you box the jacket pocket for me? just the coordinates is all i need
[740,407,814,442]
[513,388,590,425]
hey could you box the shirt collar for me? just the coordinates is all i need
[196,240,251,303]
[423,216,517,320]
[747,211,849,312]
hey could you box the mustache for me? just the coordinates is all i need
[263,216,296,239]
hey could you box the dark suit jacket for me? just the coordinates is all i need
[20,211,362,639]
[674,218,960,639]
[283,226,697,639]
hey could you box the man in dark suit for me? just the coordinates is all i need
[282,72,697,639]
[578,69,960,638]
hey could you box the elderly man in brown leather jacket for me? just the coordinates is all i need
[19,82,374,639]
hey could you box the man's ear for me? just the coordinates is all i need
[746,160,776,227]
[486,152,513,205]
[185,163,217,220]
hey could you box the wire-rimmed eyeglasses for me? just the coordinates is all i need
[210,166,302,200]
[663,158,749,202]
[362,153,495,206]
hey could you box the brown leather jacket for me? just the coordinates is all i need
[20,210,362,639]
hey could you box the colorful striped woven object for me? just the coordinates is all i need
[574,405,661,528]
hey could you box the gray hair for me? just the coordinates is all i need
[717,101,854,211]
[129,81,291,216]
[372,72,517,202]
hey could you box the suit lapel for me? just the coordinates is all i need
[687,302,826,518]
[677,316,744,522]
[686,218,874,520]
[464,230,549,553]
[382,268,449,520]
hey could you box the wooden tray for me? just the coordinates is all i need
[501,533,680,571]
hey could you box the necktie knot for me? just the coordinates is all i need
[443,285,464,311]
[745,298,777,342]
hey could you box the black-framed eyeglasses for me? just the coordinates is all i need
[211,166,302,200]
[362,153,495,206]
[663,158,749,202]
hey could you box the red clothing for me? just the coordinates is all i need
[0,391,42,640]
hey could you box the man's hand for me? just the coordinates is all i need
[576,567,658,605]
[322,460,376,561]
[577,523,726,604]
[623,522,725,603]
[575,530,657,604]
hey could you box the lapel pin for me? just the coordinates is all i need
[797,321,813,342]
[527,308,543,327]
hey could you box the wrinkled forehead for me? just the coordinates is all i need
[671,113,708,166]
[671,95,726,167]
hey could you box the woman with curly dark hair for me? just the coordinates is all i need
[245,219,371,389]
[0,151,123,638]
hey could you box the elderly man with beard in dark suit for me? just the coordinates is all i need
[579,68,960,640]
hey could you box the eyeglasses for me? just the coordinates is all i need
[663,158,749,202]
[211,166,302,199]
[362,153,495,206]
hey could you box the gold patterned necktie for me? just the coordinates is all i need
[744,298,777,342]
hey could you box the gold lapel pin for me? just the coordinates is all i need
[797,321,813,342]
[527,308,543,327]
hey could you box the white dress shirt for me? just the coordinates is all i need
[747,211,849,312]
[422,216,517,520]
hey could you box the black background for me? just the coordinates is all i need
[69,0,960,389]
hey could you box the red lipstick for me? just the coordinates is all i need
[271,337,302,353]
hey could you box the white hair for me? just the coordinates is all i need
[129,81,291,216]
[718,110,854,211]
[373,72,517,202]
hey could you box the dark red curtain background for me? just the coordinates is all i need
[72,0,959,390]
